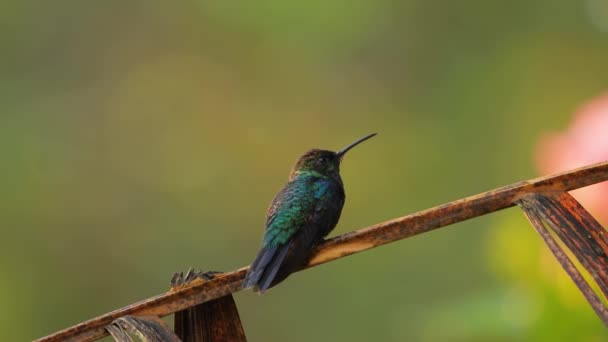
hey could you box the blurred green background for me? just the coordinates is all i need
[2,1,608,341]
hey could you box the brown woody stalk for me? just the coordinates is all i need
[36,161,608,342]
[518,196,608,325]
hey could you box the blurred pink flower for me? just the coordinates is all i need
[535,93,608,222]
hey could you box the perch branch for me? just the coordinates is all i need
[36,160,608,342]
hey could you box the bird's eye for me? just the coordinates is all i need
[318,157,327,163]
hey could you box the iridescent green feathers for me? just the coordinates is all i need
[264,174,333,248]
[243,134,377,293]
[243,151,345,293]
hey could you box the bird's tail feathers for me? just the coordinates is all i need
[243,243,291,293]
[243,246,277,289]
[257,244,290,293]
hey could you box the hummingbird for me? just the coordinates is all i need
[243,133,377,293]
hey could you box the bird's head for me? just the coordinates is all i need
[290,133,377,180]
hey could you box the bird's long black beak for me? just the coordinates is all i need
[336,133,377,158]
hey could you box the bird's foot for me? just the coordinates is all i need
[170,268,223,288]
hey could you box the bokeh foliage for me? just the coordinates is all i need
[2,1,608,341]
